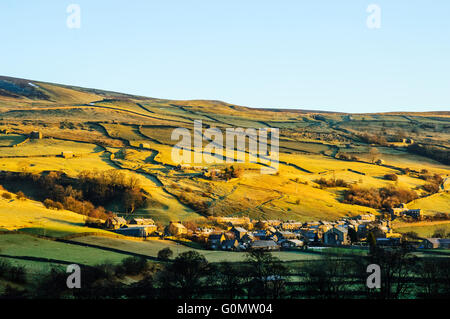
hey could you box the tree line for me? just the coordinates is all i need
[2,246,449,299]
[407,144,449,166]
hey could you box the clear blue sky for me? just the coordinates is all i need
[1,0,449,113]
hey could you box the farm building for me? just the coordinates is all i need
[402,138,414,144]
[403,209,421,219]
[356,214,376,222]
[104,216,127,230]
[281,239,304,249]
[241,233,255,244]
[281,222,303,230]
[389,204,421,219]
[167,221,187,236]
[114,225,157,238]
[129,218,155,225]
[207,233,225,249]
[213,216,250,226]
[230,226,247,240]
[250,240,280,251]
[221,239,239,251]
[265,219,282,227]
[30,131,42,139]
[324,226,349,246]
[421,238,450,249]
[275,230,297,241]
[61,151,74,159]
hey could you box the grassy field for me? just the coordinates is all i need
[0,234,132,265]
[393,220,450,237]
[0,138,101,157]
[0,134,27,146]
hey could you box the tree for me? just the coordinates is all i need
[35,268,71,299]
[301,254,354,299]
[432,228,448,239]
[157,247,173,261]
[245,250,288,299]
[415,258,450,298]
[384,174,398,181]
[214,262,244,299]
[115,257,149,276]
[368,245,417,299]
[348,227,359,243]
[367,231,377,254]
[369,147,380,163]
[158,251,209,299]
[16,191,26,200]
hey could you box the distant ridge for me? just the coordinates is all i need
[0,75,448,115]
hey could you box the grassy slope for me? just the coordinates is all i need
[0,192,114,237]
[0,234,130,265]
[393,220,450,237]
[0,76,448,224]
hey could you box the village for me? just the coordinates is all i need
[101,203,450,252]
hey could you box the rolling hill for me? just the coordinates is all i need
[0,75,448,230]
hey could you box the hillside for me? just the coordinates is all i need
[0,75,449,229]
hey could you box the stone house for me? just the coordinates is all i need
[167,221,188,236]
[422,238,450,249]
[230,226,247,241]
[129,218,155,225]
[250,240,280,251]
[324,226,349,246]
[208,233,225,249]
[281,239,304,249]
[221,239,239,251]
[30,131,42,139]
[104,216,127,230]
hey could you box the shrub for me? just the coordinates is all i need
[0,260,27,284]
[384,174,398,181]
[116,257,149,276]
[16,191,26,200]
[43,199,64,210]
[315,178,349,188]
[337,153,350,160]
[1,192,12,200]
[432,228,449,239]
[358,133,388,146]
[157,247,174,261]
[423,183,440,194]
[403,231,420,240]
